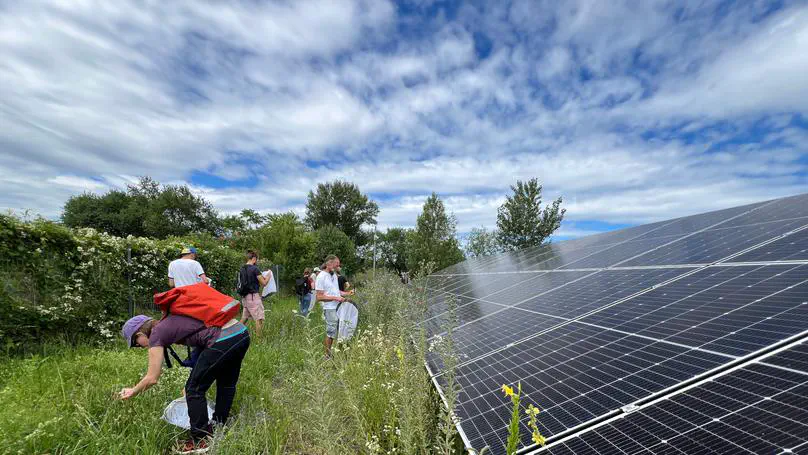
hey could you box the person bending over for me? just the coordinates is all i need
[118,314,250,454]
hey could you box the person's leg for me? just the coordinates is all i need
[185,347,222,442]
[212,332,251,425]
[323,308,337,358]
[239,296,251,325]
[301,294,310,316]
[246,293,264,337]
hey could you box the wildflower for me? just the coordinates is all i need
[501,384,514,397]
[525,405,540,416]
[532,431,546,446]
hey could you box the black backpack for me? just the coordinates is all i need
[236,265,255,297]
[295,276,311,296]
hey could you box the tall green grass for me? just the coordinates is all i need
[0,274,463,454]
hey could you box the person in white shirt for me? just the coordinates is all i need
[315,255,353,359]
[168,246,208,288]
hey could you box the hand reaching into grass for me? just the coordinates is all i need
[118,388,136,400]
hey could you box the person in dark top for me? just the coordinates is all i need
[237,250,271,336]
[118,314,250,454]
[336,265,350,292]
[296,268,314,316]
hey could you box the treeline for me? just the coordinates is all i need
[61,177,565,278]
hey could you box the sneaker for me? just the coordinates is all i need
[176,438,210,454]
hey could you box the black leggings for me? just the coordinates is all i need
[185,331,250,441]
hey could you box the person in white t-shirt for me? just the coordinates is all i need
[168,246,208,288]
[315,255,353,359]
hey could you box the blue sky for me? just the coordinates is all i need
[1,0,807,239]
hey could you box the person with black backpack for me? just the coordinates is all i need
[237,250,271,336]
[295,268,314,317]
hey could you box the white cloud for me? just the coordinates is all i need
[640,5,808,119]
[1,0,806,241]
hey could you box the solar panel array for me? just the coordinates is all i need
[423,193,808,454]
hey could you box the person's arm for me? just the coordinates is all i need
[119,347,164,399]
[196,262,209,285]
[257,272,269,287]
[316,290,344,302]
[168,263,175,288]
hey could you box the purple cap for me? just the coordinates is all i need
[121,315,153,347]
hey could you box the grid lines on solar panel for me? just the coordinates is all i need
[515,268,692,318]
[713,193,808,229]
[425,308,568,373]
[423,271,595,334]
[616,218,808,267]
[761,342,808,374]
[581,264,808,356]
[728,223,808,263]
[626,199,767,241]
[444,322,731,454]
[542,349,808,455]
[423,300,510,338]
[423,293,479,322]
[442,272,545,300]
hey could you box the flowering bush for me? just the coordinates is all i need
[0,215,244,349]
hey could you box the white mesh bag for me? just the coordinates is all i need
[163,396,215,430]
[336,302,359,341]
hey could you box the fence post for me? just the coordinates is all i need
[127,245,134,317]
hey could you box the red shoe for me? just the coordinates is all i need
[176,438,210,454]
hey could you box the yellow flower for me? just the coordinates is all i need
[526,405,540,416]
[532,431,546,446]
[501,384,514,397]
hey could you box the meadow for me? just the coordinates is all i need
[0,273,466,455]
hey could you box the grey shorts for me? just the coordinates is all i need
[323,308,338,338]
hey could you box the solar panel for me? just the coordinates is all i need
[728,225,808,263]
[423,193,808,455]
[542,343,808,455]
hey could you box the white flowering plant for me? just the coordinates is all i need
[0,215,244,349]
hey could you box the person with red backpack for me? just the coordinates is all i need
[118,283,249,454]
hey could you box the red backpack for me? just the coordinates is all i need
[153,283,240,327]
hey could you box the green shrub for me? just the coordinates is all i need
[0,215,246,350]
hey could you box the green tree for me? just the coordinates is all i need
[219,214,248,237]
[231,212,316,286]
[496,178,565,252]
[407,193,464,276]
[315,225,358,276]
[139,183,221,239]
[304,180,379,246]
[62,177,222,239]
[62,190,142,237]
[377,227,411,274]
[239,209,267,229]
[464,226,501,258]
